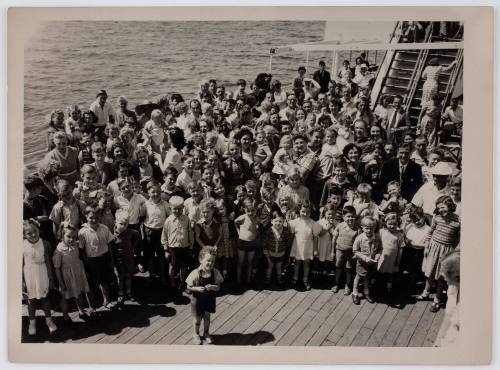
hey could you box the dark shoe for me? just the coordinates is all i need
[366,295,375,304]
[331,285,339,293]
[304,282,311,291]
[352,294,360,305]
[430,302,440,313]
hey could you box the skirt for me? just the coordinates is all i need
[23,263,50,300]
[61,261,90,299]
[422,240,456,280]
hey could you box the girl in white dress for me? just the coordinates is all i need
[53,223,93,321]
[289,200,322,290]
[23,219,57,335]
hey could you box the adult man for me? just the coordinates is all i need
[90,90,115,128]
[379,143,423,201]
[383,95,411,144]
[293,66,307,90]
[411,161,452,221]
[279,93,297,124]
[313,60,331,94]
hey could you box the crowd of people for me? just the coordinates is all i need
[22,51,462,345]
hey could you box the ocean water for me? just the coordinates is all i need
[24,21,384,159]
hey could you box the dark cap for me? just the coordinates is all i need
[236,79,246,86]
[96,90,108,98]
[298,66,306,72]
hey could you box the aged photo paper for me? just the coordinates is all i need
[7,6,493,365]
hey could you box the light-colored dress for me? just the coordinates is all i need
[377,228,405,273]
[53,242,90,299]
[420,101,442,146]
[289,217,322,261]
[421,65,443,106]
[317,218,336,262]
[23,239,50,299]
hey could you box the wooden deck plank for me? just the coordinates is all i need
[365,305,398,346]
[394,301,428,346]
[275,289,324,346]
[336,301,377,346]
[423,309,445,347]
[307,295,352,346]
[292,292,344,346]
[72,303,151,344]
[140,300,195,344]
[362,303,388,330]
[380,302,414,347]
[174,300,232,345]
[326,299,367,345]
[213,291,269,340]
[408,302,434,347]
[263,290,315,345]
[171,290,260,345]
[350,327,373,347]
[239,289,297,345]
[22,287,445,346]
[228,290,279,345]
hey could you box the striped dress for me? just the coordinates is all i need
[422,214,461,280]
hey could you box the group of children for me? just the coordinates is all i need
[23,55,461,343]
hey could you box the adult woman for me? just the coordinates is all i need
[421,58,457,106]
[234,127,256,165]
[328,99,343,128]
[135,146,163,191]
[46,109,66,152]
[64,105,83,143]
[155,126,186,173]
[418,93,443,148]
[43,132,80,184]
[343,143,367,186]
[271,79,287,109]
[351,98,375,127]
[374,95,393,124]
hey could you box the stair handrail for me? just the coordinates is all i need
[403,23,435,117]
[369,21,403,110]
[441,48,463,112]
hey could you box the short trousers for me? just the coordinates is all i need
[86,253,113,289]
[238,239,259,252]
[401,247,425,274]
[268,254,285,264]
[169,247,191,267]
[335,249,354,269]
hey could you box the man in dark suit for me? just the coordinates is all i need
[313,60,331,94]
[382,95,411,145]
[379,143,423,201]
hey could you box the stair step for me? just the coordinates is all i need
[383,84,409,90]
[385,77,412,88]
[391,67,415,73]
[392,60,418,69]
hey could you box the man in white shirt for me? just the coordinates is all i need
[411,162,452,219]
[90,90,115,128]
[352,64,373,90]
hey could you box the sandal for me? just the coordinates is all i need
[430,302,440,313]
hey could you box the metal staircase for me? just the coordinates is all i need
[371,25,463,130]
[405,46,461,126]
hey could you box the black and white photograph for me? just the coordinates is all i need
[18,17,467,349]
[5,4,494,365]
